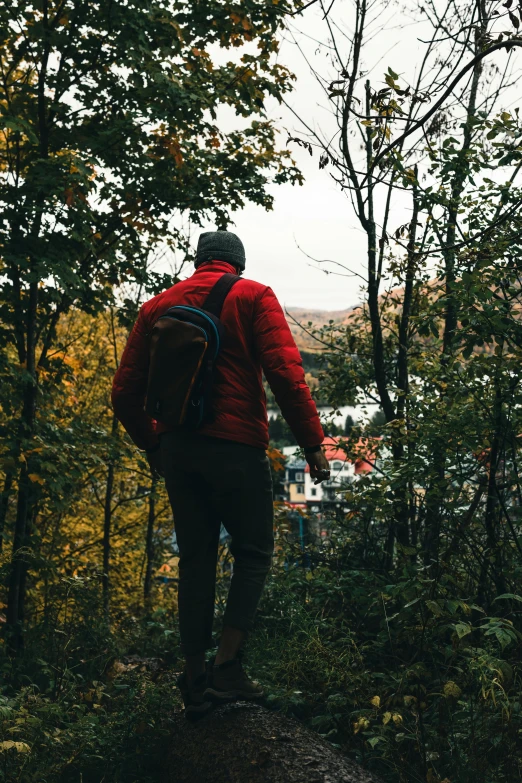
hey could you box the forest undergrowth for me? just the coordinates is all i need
[1,510,521,783]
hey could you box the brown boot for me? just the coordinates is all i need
[204,658,264,702]
[177,670,213,721]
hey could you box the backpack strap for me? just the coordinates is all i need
[203,273,241,318]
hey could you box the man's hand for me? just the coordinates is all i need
[306,448,330,485]
[146,449,164,479]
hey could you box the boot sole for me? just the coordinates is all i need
[204,686,264,702]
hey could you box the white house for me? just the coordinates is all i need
[304,436,378,507]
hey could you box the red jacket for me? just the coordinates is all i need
[111,261,324,451]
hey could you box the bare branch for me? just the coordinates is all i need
[370,39,522,174]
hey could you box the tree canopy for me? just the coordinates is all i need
[0,0,301,634]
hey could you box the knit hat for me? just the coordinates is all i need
[195,230,246,271]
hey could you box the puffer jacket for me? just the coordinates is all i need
[111,260,324,451]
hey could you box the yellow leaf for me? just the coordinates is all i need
[267,446,285,472]
[82,688,96,703]
[28,474,45,485]
[443,681,461,699]
[392,713,403,725]
[370,695,380,708]
[353,716,370,734]
[383,711,392,725]
[0,740,31,753]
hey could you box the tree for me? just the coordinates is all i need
[0,0,302,640]
[344,413,354,435]
[289,0,522,572]
[268,414,297,448]
[368,409,385,434]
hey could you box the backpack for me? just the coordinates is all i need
[145,272,240,428]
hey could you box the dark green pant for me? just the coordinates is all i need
[160,430,274,655]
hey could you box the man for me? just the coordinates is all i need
[112,230,330,718]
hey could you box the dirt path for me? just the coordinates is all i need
[167,702,385,783]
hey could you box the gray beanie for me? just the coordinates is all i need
[195,230,246,270]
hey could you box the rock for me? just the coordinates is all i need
[167,702,384,783]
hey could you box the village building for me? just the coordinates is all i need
[283,436,378,511]
[283,457,307,507]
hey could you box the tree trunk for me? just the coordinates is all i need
[102,415,119,619]
[423,15,486,565]
[0,470,14,554]
[483,370,507,597]
[5,8,50,644]
[144,478,157,604]
[6,462,34,640]
[392,169,420,556]
[364,81,395,427]
[6,281,39,646]
[166,703,384,783]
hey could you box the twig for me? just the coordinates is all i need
[370,39,522,175]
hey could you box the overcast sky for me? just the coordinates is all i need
[197,5,370,312]
[192,2,422,311]
[185,2,519,311]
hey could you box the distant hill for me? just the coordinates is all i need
[285,306,357,351]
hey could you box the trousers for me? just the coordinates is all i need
[160,430,274,655]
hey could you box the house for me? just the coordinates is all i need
[304,436,378,510]
[284,458,308,508]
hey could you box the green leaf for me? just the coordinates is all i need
[425,600,444,617]
[454,622,472,639]
[493,593,522,603]
[494,629,515,649]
